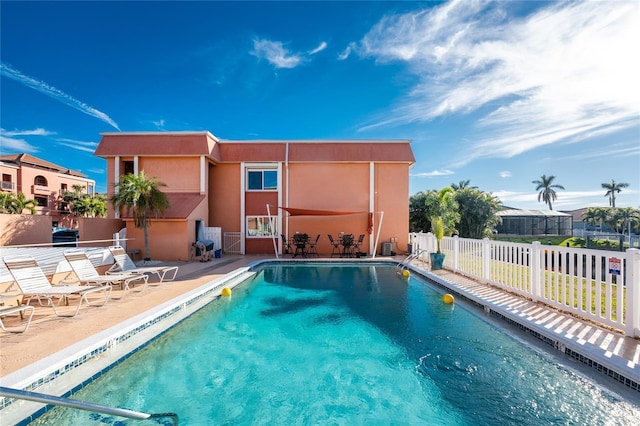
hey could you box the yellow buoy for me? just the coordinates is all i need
[402,269,410,277]
[443,294,455,304]
[221,287,232,297]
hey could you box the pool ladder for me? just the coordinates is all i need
[396,248,428,275]
[0,386,179,425]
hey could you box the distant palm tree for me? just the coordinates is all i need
[532,175,565,210]
[602,180,629,208]
[111,171,169,261]
[451,180,477,191]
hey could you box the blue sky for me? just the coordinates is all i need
[1,0,638,210]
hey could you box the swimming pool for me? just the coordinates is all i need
[31,263,640,424]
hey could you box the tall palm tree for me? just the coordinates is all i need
[111,171,169,261]
[602,180,629,208]
[532,175,565,210]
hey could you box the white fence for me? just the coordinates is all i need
[410,233,640,337]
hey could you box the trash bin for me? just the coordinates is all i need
[215,249,222,258]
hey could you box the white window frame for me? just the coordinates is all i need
[246,169,278,191]
[246,216,277,238]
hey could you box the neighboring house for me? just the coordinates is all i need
[0,153,95,227]
[495,209,573,236]
[95,131,415,260]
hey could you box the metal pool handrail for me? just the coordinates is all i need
[0,386,178,425]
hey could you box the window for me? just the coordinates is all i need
[247,170,277,191]
[246,216,277,238]
[35,196,48,207]
[123,161,134,176]
[34,175,48,186]
[87,184,94,195]
[61,183,68,192]
[1,174,12,190]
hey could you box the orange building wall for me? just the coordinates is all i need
[138,157,201,193]
[208,163,241,234]
[375,163,410,254]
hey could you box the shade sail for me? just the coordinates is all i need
[277,207,366,216]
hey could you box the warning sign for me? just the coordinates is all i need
[608,257,621,275]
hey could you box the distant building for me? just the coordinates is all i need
[495,209,573,236]
[95,131,415,260]
[0,153,95,225]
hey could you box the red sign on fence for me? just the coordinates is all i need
[608,257,621,275]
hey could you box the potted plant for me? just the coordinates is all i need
[425,187,459,270]
[430,217,446,270]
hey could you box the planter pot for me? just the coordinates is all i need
[430,252,445,270]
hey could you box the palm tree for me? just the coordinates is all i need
[532,175,565,210]
[451,180,477,191]
[602,180,629,208]
[10,193,37,214]
[111,171,169,261]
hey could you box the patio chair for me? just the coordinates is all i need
[327,234,341,257]
[281,234,292,255]
[64,250,149,299]
[354,234,365,255]
[0,302,35,333]
[340,234,356,258]
[107,246,179,283]
[307,234,320,257]
[3,255,111,318]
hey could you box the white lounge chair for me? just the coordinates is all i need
[0,303,35,333]
[107,246,179,283]
[3,256,111,318]
[63,250,149,299]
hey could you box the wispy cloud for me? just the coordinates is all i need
[412,169,455,177]
[499,171,512,178]
[338,43,355,60]
[251,39,303,69]
[0,135,38,153]
[495,189,614,209]
[2,128,55,137]
[152,119,165,129]
[308,41,327,55]
[0,62,121,131]
[355,1,639,166]
[55,138,98,153]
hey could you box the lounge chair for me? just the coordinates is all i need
[0,301,35,333]
[63,250,149,299]
[3,256,111,318]
[107,246,179,283]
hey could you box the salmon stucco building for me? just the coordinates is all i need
[95,131,415,261]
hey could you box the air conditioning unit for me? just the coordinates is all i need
[382,242,393,256]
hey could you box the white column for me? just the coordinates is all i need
[369,162,375,255]
[625,248,640,337]
[200,156,206,194]
[240,163,245,254]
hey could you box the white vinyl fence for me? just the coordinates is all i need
[410,233,640,337]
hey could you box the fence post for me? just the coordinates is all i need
[482,238,491,283]
[531,241,541,302]
[625,248,640,338]
[452,235,459,272]
[112,232,120,247]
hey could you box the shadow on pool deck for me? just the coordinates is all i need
[1,254,639,393]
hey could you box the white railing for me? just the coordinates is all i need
[410,232,640,337]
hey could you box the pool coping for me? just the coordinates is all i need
[1,258,639,423]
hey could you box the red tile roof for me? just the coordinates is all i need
[0,153,88,177]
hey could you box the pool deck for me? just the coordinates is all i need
[1,255,639,391]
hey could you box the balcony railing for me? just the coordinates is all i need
[31,184,50,196]
[1,181,14,191]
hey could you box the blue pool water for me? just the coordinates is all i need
[34,263,639,425]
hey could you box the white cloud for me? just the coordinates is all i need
[0,135,38,153]
[308,41,327,55]
[0,63,121,131]
[2,128,55,137]
[355,1,640,166]
[499,171,512,178]
[55,138,98,153]
[338,43,355,60]
[152,119,165,129]
[251,39,303,69]
[412,169,455,177]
